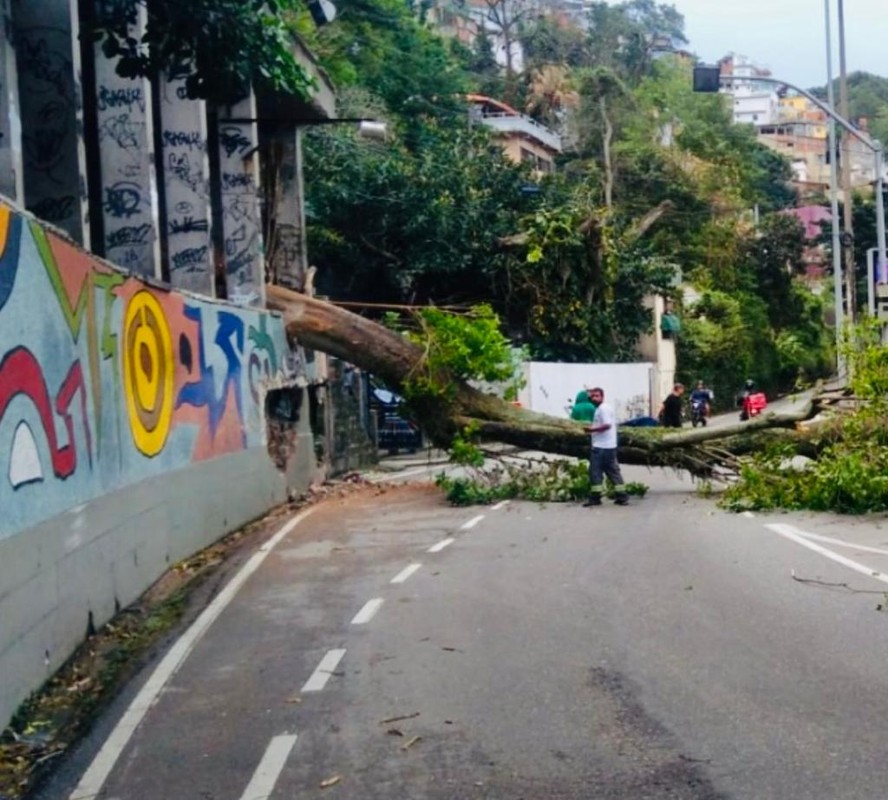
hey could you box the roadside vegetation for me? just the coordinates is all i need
[723,324,888,514]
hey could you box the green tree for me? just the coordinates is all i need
[91,0,313,103]
[304,119,529,305]
[740,213,807,330]
[810,71,888,145]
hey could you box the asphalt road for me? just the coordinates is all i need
[35,471,888,800]
[693,390,813,431]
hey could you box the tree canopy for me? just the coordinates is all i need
[91,0,315,103]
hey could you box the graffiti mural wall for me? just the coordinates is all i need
[0,200,302,539]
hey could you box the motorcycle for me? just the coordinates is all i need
[739,390,767,421]
[690,397,708,427]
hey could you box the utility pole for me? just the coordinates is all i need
[824,0,845,377]
[838,0,855,320]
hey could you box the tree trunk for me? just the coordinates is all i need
[267,285,823,475]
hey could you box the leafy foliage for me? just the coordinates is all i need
[90,0,314,103]
[436,457,649,505]
[810,71,888,148]
[305,120,527,305]
[723,323,888,514]
[383,305,524,405]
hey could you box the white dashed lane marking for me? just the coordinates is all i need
[491,500,510,511]
[302,648,347,692]
[461,514,485,530]
[428,538,455,553]
[68,508,316,800]
[391,563,422,584]
[351,598,384,625]
[237,734,298,800]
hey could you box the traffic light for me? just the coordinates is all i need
[692,66,721,93]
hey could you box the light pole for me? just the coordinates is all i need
[693,66,888,377]
[824,0,844,376]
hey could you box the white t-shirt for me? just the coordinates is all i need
[591,402,618,449]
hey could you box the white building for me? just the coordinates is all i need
[719,54,779,126]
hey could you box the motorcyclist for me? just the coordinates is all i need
[737,379,766,420]
[689,380,713,425]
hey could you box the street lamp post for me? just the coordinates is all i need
[824,0,844,376]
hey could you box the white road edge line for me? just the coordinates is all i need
[237,734,298,800]
[351,598,384,625]
[428,538,455,553]
[391,563,422,584]
[461,514,485,530]
[491,500,510,511]
[302,648,347,692]
[766,523,888,586]
[68,508,315,800]
[791,529,888,556]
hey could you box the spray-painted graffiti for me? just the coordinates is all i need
[160,83,213,296]
[0,200,301,538]
[16,20,83,241]
[122,291,174,456]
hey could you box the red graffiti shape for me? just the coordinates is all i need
[0,348,92,479]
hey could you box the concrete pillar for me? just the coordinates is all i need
[269,128,308,290]
[218,93,264,307]
[159,78,214,295]
[0,0,23,202]
[93,2,160,277]
[12,0,89,246]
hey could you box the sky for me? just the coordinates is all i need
[668,0,886,90]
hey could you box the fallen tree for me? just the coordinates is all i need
[268,285,830,477]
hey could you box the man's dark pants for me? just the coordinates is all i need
[588,447,628,504]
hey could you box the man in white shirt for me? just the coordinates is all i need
[582,387,628,506]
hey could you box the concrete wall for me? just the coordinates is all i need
[0,0,22,203]
[0,198,317,728]
[160,77,215,296]
[12,0,89,245]
[92,3,160,278]
[217,96,264,307]
[637,294,677,410]
[518,361,654,422]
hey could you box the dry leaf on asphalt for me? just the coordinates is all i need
[401,736,422,751]
[320,775,341,788]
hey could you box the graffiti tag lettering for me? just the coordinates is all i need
[169,217,209,235]
[170,246,209,273]
[97,85,145,113]
[103,182,142,219]
[219,126,252,158]
[162,130,204,150]
[106,224,153,250]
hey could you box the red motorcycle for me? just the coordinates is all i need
[739,384,767,421]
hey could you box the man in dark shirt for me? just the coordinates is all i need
[659,383,685,428]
